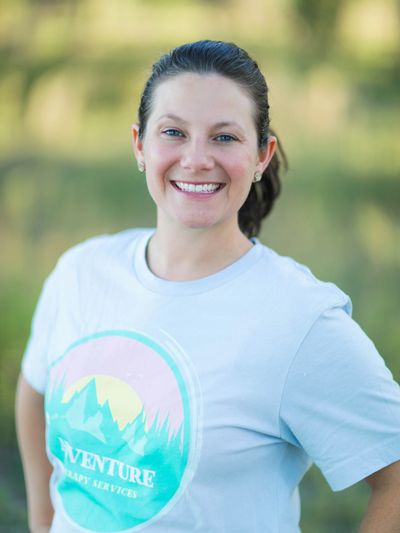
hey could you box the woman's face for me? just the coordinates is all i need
[132,73,275,234]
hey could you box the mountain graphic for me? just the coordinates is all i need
[64,380,107,442]
[47,376,187,463]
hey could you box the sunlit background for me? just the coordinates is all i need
[1,0,399,530]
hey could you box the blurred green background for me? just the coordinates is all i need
[1,0,399,531]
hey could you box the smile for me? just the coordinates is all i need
[173,181,223,194]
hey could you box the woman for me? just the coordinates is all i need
[16,40,400,532]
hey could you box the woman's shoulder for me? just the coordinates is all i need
[62,227,149,258]
[54,227,151,272]
[255,241,352,316]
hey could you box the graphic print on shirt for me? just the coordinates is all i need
[45,330,201,532]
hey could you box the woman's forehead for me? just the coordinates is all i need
[149,73,256,125]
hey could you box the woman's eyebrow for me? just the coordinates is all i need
[156,113,187,124]
[213,121,246,135]
[213,121,242,130]
[156,114,245,132]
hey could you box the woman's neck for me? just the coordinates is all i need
[146,222,254,282]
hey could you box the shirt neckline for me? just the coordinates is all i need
[133,229,264,296]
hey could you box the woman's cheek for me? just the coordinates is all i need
[149,143,180,172]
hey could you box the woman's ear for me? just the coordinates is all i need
[131,124,145,169]
[257,135,277,174]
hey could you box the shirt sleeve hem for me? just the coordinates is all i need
[21,362,46,395]
[324,434,400,491]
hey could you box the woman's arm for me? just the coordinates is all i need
[15,374,54,533]
[359,461,400,532]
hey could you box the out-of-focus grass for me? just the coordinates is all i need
[0,447,27,531]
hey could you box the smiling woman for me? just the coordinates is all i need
[16,40,400,533]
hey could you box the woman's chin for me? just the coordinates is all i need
[167,208,220,230]
[159,206,235,233]
[176,217,217,231]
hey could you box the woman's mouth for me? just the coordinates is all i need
[172,181,224,194]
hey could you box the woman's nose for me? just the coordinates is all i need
[180,138,215,172]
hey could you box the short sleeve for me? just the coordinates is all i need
[279,305,400,491]
[21,268,59,394]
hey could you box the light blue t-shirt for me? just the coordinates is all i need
[22,228,400,532]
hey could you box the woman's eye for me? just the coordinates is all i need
[215,134,237,142]
[162,128,184,137]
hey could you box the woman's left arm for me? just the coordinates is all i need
[360,460,400,532]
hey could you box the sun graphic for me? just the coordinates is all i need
[62,374,143,430]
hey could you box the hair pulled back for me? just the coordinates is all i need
[137,40,287,238]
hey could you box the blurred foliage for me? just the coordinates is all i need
[1,0,399,530]
[291,0,345,56]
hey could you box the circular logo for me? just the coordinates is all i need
[45,331,200,531]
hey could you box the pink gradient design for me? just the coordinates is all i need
[49,334,184,438]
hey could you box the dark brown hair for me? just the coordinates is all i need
[137,40,287,238]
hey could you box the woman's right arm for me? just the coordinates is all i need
[16,374,54,533]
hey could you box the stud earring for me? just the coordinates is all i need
[138,161,145,173]
[253,171,262,183]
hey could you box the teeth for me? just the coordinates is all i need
[175,182,220,193]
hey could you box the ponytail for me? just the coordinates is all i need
[238,130,288,238]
